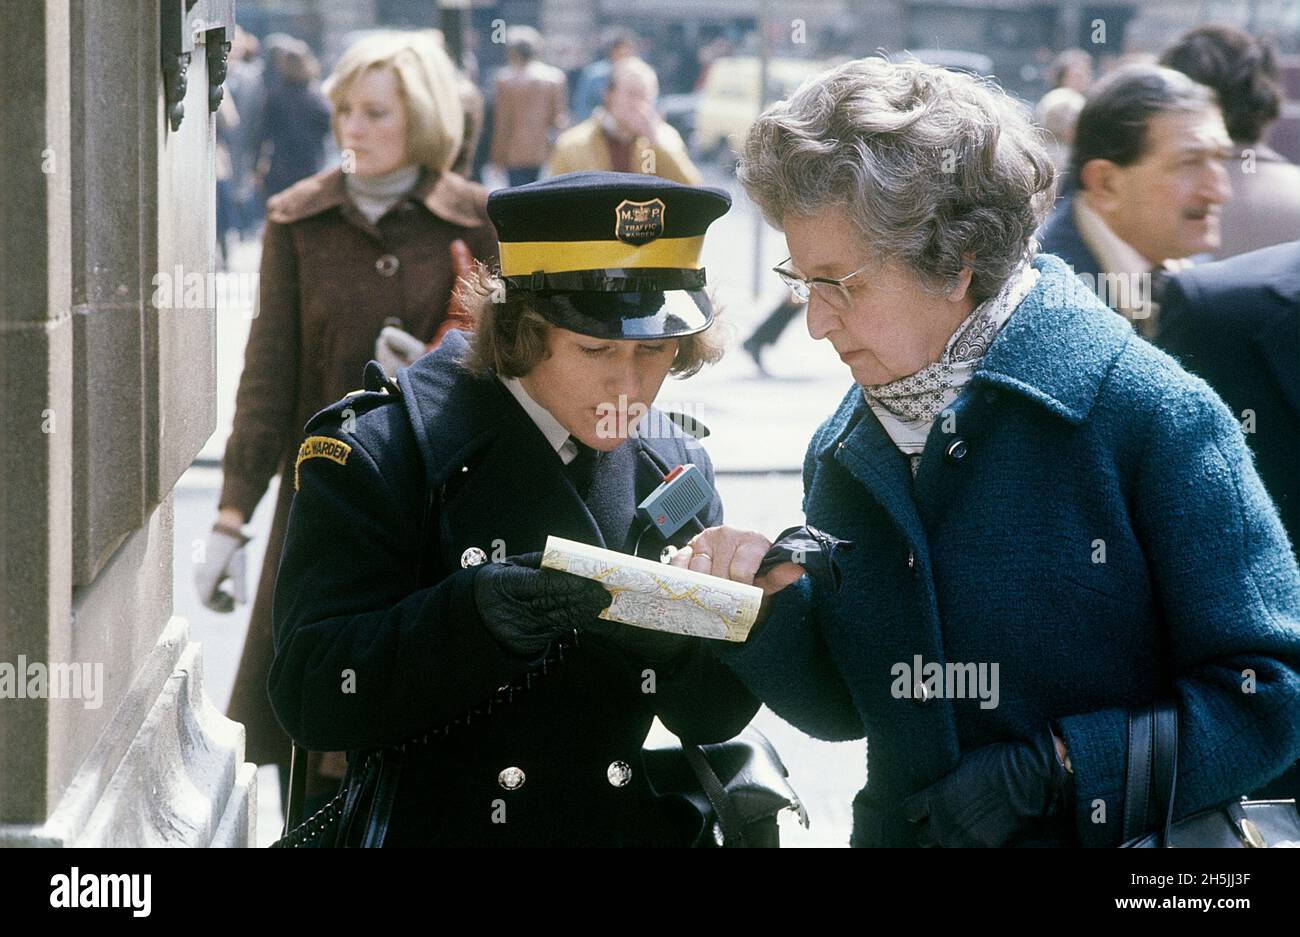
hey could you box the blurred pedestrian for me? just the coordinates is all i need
[1037,65,1233,337]
[740,297,801,376]
[489,26,569,186]
[1035,47,1092,163]
[253,39,331,203]
[570,28,636,123]
[1160,25,1300,258]
[681,57,1300,848]
[196,30,498,816]
[215,93,240,268]
[223,26,266,234]
[550,57,701,184]
[1034,84,1085,181]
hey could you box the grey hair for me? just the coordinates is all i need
[738,56,1056,303]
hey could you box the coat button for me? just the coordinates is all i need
[375,254,400,276]
[906,549,915,571]
[607,761,633,787]
[460,546,487,568]
[498,766,525,790]
[945,438,968,462]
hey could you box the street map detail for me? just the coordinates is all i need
[540,536,761,641]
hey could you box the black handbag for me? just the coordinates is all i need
[1119,699,1300,847]
[643,726,808,848]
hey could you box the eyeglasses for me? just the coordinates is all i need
[772,257,872,310]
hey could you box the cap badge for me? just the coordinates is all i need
[614,198,666,246]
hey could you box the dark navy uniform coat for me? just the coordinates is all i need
[267,330,759,846]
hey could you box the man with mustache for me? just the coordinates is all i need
[1037,64,1233,338]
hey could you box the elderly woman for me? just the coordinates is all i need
[677,58,1300,847]
[197,31,499,814]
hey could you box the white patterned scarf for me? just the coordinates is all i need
[862,260,1040,474]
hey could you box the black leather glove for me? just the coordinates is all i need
[472,552,613,658]
[755,524,853,592]
[902,725,1073,847]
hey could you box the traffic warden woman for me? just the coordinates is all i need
[267,172,761,846]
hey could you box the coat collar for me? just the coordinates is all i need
[266,165,485,229]
[396,330,698,553]
[815,253,1133,549]
[971,252,1133,423]
[819,250,1133,466]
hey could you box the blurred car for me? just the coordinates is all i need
[658,92,700,154]
[900,48,995,76]
[693,56,833,161]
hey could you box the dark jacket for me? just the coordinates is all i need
[267,332,760,846]
[257,80,331,198]
[220,167,498,773]
[718,252,1300,847]
[1036,194,1102,281]
[1156,240,1299,556]
[1156,241,1300,804]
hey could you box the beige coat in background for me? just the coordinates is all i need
[549,109,703,185]
[1217,143,1300,259]
[489,60,569,169]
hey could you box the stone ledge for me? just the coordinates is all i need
[0,617,256,847]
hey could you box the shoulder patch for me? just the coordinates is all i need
[295,435,353,490]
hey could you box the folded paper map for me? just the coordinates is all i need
[541,536,761,642]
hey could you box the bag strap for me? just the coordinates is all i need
[681,743,748,847]
[284,741,309,833]
[360,748,404,848]
[1122,700,1179,845]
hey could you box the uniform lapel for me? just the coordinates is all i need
[439,381,605,563]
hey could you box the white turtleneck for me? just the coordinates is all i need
[344,163,421,224]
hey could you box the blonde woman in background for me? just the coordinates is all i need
[195,31,498,817]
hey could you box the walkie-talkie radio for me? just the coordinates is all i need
[637,464,713,539]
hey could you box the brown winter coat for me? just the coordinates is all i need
[489,61,569,168]
[220,165,499,789]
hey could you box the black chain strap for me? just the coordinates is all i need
[270,630,579,848]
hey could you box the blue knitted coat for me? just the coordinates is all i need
[718,252,1300,847]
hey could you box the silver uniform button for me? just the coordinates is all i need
[607,760,633,787]
[460,546,488,568]
[498,767,525,790]
[375,254,400,276]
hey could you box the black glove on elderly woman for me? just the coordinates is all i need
[902,725,1074,847]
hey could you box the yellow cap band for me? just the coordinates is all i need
[498,236,706,278]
